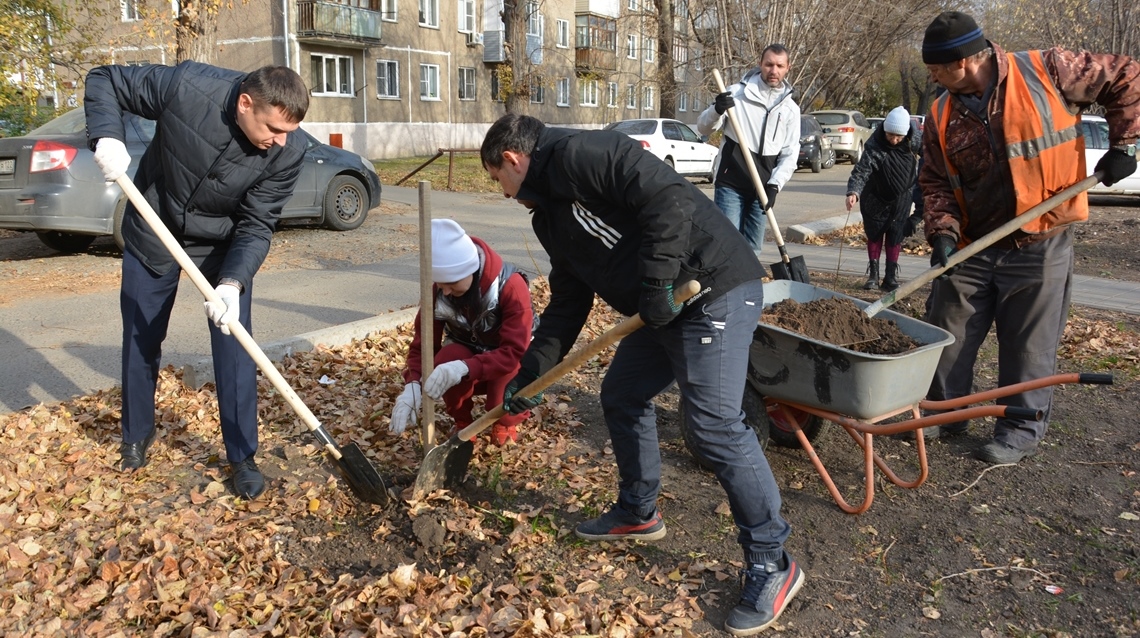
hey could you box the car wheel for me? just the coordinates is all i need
[36,231,96,253]
[850,141,863,164]
[823,148,836,169]
[811,151,822,173]
[112,196,128,251]
[678,374,770,472]
[322,175,369,231]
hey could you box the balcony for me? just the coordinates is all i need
[295,0,382,47]
[575,47,617,72]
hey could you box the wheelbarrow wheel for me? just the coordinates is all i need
[678,379,770,472]
[765,399,827,448]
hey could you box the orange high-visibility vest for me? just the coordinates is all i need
[931,50,1088,243]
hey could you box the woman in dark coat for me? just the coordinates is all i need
[845,106,923,291]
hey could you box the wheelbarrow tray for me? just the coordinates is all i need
[748,280,955,420]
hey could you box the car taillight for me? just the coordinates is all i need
[640,140,651,150]
[30,140,78,173]
[837,126,855,133]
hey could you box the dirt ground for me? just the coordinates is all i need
[1,199,1138,636]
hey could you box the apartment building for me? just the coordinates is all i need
[52,0,711,159]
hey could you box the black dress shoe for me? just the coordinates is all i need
[118,428,157,471]
[231,456,266,499]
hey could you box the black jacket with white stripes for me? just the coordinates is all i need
[514,124,765,377]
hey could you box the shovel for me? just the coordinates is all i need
[115,175,389,505]
[712,69,810,283]
[412,280,702,499]
[863,173,1101,318]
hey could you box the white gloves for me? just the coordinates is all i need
[94,137,131,182]
[423,360,469,400]
[389,382,422,434]
[204,283,242,335]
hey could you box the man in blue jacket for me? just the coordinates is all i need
[84,62,309,499]
[480,113,803,636]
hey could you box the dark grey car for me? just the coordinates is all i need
[0,109,382,253]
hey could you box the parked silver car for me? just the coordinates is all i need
[0,109,382,253]
[812,109,874,164]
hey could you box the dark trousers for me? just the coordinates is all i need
[925,229,1073,449]
[599,278,790,564]
[120,250,259,463]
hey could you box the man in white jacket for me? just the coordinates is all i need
[698,44,801,255]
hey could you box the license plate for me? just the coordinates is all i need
[0,158,14,175]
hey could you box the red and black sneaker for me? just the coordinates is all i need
[574,504,666,541]
[724,550,805,636]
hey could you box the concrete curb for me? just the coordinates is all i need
[786,212,863,242]
[182,307,419,389]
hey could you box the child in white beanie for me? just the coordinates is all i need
[389,219,537,446]
[845,106,924,291]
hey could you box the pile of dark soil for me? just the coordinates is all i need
[762,296,920,355]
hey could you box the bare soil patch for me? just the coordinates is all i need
[763,296,919,354]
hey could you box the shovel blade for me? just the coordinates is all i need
[770,256,810,283]
[338,443,390,505]
[413,436,475,499]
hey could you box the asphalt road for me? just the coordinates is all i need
[0,164,855,414]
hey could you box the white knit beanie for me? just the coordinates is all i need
[883,106,911,135]
[431,219,480,283]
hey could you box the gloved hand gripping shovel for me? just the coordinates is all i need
[116,175,389,505]
[412,280,702,499]
[712,69,810,283]
[863,173,1101,318]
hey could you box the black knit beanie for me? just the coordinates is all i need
[922,11,987,64]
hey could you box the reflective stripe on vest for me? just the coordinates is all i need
[931,50,1088,242]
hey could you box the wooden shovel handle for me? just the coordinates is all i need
[453,280,703,442]
[712,68,791,261]
[114,175,345,460]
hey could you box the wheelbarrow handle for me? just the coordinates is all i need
[1078,373,1114,385]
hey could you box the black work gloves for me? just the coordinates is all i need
[929,234,959,279]
[903,213,922,237]
[639,279,683,328]
[1095,147,1138,187]
[503,368,543,415]
[763,184,779,211]
[714,92,736,115]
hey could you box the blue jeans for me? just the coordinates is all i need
[715,185,767,255]
[120,250,259,463]
[599,278,790,563]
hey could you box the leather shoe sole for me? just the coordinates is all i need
[118,428,157,472]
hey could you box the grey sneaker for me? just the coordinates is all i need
[574,505,666,541]
[724,550,806,636]
[974,441,1035,464]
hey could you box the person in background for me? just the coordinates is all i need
[480,113,802,637]
[698,44,801,256]
[84,62,309,499]
[918,11,1139,462]
[845,106,924,292]
[388,219,534,447]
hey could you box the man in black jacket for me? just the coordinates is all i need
[480,113,803,636]
[84,62,309,499]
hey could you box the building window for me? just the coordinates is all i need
[526,1,541,36]
[381,0,397,21]
[121,0,139,21]
[644,37,655,62]
[530,76,544,103]
[376,60,399,98]
[626,83,636,109]
[311,53,354,96]
[458,67,476,100]
[580,79,598,106]
[607,82,618,108]
[626,34,638,59]
[420,64,440,100]
[627,0,638,10]
[677,92,688,112]
[557,77,570,106]
[673,39,689,64]
[491,70,504,102]
[419,0,438,27]
[458,0,475,32]
[643,86,654,110]
[575,14,616,52]
[556,19,569,48]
